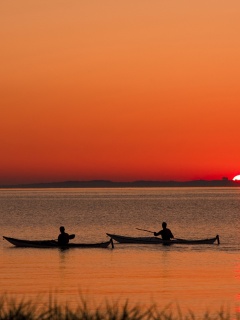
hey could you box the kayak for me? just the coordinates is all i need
[106,233,220,245]
[3,236,114,248]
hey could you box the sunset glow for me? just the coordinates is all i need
[1,1,240,185]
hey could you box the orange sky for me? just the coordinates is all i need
[1,1,240,184]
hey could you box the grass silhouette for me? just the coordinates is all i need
[0,295,237,320]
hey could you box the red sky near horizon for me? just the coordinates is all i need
[1,1,240,185]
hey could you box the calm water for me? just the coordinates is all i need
[1,187,240,317]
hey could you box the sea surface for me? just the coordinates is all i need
[1,187,240,318]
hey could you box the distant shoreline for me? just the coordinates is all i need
[0,179,239,188]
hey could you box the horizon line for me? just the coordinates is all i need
[1,178,240,188]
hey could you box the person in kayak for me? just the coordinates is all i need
[58,226,75,245]
[154,222,174,240]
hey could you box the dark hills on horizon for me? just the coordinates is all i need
[1,179,240,188]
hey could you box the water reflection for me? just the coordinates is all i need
[59,249,68,270]
[1,188,240,317]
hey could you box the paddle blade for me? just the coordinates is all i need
[69,234,75,239]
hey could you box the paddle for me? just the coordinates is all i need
[136,228,155,234]
[136,228,183,241]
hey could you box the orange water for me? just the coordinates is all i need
[1,188,240,317]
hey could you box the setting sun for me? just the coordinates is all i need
[233,175,240,181]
